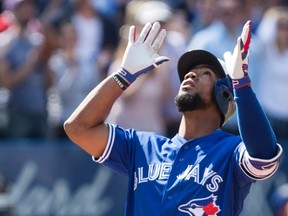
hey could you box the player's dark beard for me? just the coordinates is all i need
[175,93,211,112]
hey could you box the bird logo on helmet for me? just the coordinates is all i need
[177,49,236,126]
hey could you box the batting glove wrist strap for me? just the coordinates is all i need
[113,65,145,90]
[113,71,130,90]
[232,72,251,90]
[118,67,137,84]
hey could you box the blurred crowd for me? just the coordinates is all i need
[0,0,287,142]
[0,1,287,215]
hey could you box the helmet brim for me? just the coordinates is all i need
[177,50,226,82]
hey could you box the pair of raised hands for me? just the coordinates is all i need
[117,20,252,88]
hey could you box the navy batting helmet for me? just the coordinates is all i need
[177,50,235,125]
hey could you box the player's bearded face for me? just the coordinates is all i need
[175,91,215,112]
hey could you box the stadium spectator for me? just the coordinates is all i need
[255,6,288,140]
[47,20,99,138]
[0,0,52,138]
[106,1,173,135]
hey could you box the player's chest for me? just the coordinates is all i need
[133,142,231,192]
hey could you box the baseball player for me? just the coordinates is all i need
[64,21,282,215]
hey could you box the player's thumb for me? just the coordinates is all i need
[154,55,169,68]
[223,51,235,78]
[223,51,232,63]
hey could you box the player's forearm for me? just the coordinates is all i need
[235,86,277,159]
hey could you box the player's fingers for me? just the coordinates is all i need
[241,20,251,39]
[233,38,246,65]
[128,25,136,44]
[143,22,161,47]
[238,37,248,61]
[137,22,152,44]
[237,37,244,54]
[241,20,251,52]
[151,29,166,52]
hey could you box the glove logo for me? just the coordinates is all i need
[119,69,127,76]
[178,194,220,216]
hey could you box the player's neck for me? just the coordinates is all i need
[178,109,221,140]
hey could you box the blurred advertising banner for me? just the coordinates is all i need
[0,139,128,216]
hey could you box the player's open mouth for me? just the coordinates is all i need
[182,82,195,92]
[182,79,196,87]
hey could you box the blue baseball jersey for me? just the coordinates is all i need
[94,124,281,216]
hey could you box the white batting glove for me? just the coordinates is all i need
[113,22,169,90]
[240,20,251,70]
[223,20,252,89]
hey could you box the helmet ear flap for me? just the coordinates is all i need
[214,77,236,125]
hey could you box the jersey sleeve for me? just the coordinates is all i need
[237,142,282,180]
[93,124,116,164]
[235,86,278,159]
[92,124,135,176]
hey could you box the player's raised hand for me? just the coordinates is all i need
[223,20,251,79]
[115,22,169,87]
[223,20,252,89]
[240,20,251,72]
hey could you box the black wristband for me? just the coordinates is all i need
[113,73,130,90]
